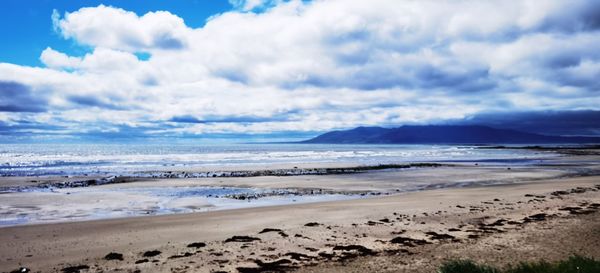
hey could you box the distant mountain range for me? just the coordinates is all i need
[301,125,600,144]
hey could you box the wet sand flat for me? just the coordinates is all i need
[0,164,571,226]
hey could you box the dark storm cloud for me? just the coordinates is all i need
[456,110,600,136]
[0,81,48,112]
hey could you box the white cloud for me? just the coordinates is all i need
[40,47,82,69]
[55,5,190,52]
[1,0,600,137]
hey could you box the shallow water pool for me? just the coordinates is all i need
[0,185,363,226]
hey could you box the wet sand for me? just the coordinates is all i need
[1,151,599,273]
[0,164,572,226]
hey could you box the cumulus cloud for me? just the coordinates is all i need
[1,0,600,139]
[40,47,82,69]
[53,5,189,52]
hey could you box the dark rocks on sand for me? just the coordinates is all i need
[525,194,545,198]
[561,207,595,215]
[142,250,162,257]
[332,245,376,255]
[425,231,456,240]
[104,252,123,261]
[570,187,588,194]
[573,209,596,215]
[318,252,335,259]
[255,258,295,267]
[135,259,149,264]
[551,190,569,196]
[385,249,412,256]
[224,235,261,243]
[304,222,320,227]
[478,226,505,233]
[559,206,583,213]
[187,242,207,248]
[330,245,378,262]
[61,265,90,273]
[285,252,315,261]
[389,236,429,247]
[168,252,194,259]
[523,213,548,223]
[486,219,507,227]
[258,228,283,234]
[237,258,297,273]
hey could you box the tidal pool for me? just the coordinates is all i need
[0,185,363,226]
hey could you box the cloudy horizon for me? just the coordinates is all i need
[1,0,599,142]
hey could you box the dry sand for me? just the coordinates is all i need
[1,152,599,273]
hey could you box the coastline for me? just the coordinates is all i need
[0,162,577,226]
[0,163,447,193]
[1,149,599,272]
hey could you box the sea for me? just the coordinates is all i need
[0,143,559,226]
[0,143,555,177]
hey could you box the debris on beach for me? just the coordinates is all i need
[224,236,261,243]
[104,252,123,261]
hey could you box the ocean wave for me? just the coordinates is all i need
[0,144,555,176]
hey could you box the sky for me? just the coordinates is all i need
[0,0,599,142]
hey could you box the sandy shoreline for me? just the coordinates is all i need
[1,151,600,273]
[0,164,574,226]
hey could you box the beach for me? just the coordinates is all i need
[1,148,599,273]
[3,0,599,272]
